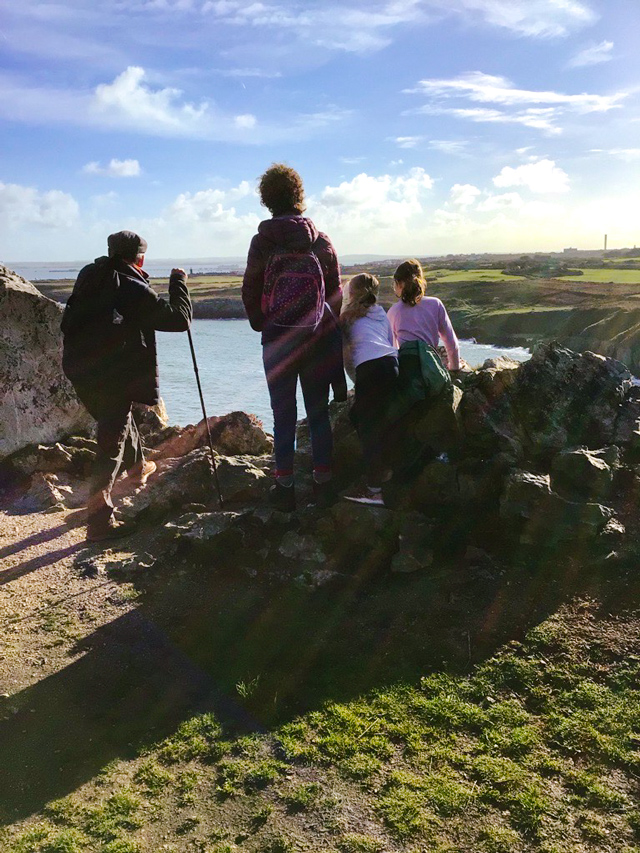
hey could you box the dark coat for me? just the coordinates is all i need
[242,214,343,343]
[61,256,192,407]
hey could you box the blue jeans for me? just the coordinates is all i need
[263,332,332,474]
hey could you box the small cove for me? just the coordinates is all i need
[157,319,530,430]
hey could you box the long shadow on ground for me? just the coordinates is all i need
[2,509,638,825]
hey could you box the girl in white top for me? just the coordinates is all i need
[387,258,461,371]
[340,273,398,506]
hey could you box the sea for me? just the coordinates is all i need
[5,259,531,430]
[6,258,245,281]
[157,319,530,430]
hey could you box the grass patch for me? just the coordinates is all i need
[338,833,384,852]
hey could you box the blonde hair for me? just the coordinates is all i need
[394,258,426,306]
[340,273,379,329]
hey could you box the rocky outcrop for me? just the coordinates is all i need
[0,266,91,459]
[6,338,640,585]
[149,411,273,460]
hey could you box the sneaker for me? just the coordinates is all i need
[86,517,135,543]
[128,459,157,487]
[268,481,296,513]
[342,486,385,507]
[311,478,337,509]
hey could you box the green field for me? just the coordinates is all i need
[561,269,640,284]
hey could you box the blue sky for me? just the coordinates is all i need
[1,0,639,262]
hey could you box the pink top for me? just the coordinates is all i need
[387,296,461,370]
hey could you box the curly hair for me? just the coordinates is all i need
[394,258,426,306]
[258,163,306,216]
[340,273,380,329]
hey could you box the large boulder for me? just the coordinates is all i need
[509,343,631,461]
[118,447,271,521]
[0,266,91,458]
[551,447,614,500]
[460,343,631,465]
[499,469,615,546]
[150,411,273,461]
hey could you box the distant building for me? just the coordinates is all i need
[563,247,578,254]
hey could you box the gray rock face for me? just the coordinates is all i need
[118,447,271,521]
[0,266,91,458]
[551,447,614,499]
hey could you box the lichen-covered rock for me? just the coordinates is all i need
[551,447,614,499]
[150,411,272,461]
[500,469,615,546]
[118,448,271,521]
[0,266,91,458]
[14,473,71,512]
[510,343,631,461]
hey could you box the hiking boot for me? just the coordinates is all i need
[311,478,337,509]
[268,481,296,513]
[342,485,385,507]
[128,459,157,487]
[86,517,135,543]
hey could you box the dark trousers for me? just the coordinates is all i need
[350,355,399,487]
[263,333,332,474]
[75,387,144,526]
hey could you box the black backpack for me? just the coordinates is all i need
[61,259,127,387]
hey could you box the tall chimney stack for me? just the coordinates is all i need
[604,234,608,251]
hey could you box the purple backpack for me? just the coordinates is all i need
[262,247,325,328]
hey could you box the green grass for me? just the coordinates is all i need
[563,268,640,283]
[7,607,640,852]
[429,269,526,282]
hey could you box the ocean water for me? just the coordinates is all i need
[157,319,530,430]
[5,258,245,281]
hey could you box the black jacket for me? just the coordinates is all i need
[61,256,192,406]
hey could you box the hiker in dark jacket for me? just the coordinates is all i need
[242,163,344,511]
[61,230,192,541]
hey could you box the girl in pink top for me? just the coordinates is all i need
[387,259,461,371]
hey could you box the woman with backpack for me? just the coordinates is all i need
[242,164,344,511]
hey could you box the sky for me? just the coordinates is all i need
[1,0,640,262]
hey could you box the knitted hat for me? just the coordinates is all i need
[107,231,148,260]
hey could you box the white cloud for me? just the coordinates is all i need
[308,168,434,235]
[167,181,253,224]
[0,182,79,229]
[493,158,570,193]
[477,192,523,211]
[82,158,142,177]
[93,66,210,132]
[438,0,596,38]
[591,148,640,161]
[393,136,423,148]
[406,70,623,111]
[0,66,351,143]
[428,139,469,156]
[405,70,625,135]
[234,114,257,128]
[568,39,614,68]
[416,104,563,134]
[450,183,481,207]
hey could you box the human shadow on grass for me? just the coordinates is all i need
[0,608,261,825]
[124,509,639,730]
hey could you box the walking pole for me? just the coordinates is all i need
[187,327,224,509]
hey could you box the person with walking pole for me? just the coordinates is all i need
[61,231,193,542]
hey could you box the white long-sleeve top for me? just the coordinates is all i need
[342,304,398,379]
